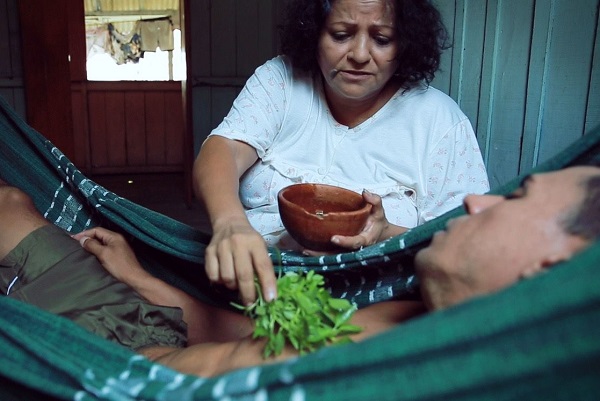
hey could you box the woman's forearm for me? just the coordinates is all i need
[193,137,257,228]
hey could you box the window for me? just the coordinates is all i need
[84,0,185,81]
[86,27,186,81]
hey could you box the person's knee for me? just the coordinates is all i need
[0,186,37,215]
[0,185,47,260]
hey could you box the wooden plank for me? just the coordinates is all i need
[43,0,75,157]
[90,165,183,174]
[258,0,278,63]
[125,92,147,166]
[0,88,14,106]
[0,78,23,87]
[18,0,49,131]
[477,0,535,188]
[164,91,184,165]
[475,0,497,184]
[145,92,167,165]
[190,0,211,77]
[236,0,260,76]
[431,0,456,96]
[9,87,25,117]
[211,0,237,76]
[19,0,74,158]
[192,86,213,154]
[453,0,487,133]
[70,89,89,169]
[86,81,180,91]
[67,0,87,81]
[78,82,186,172]
[534,0,598,164]
[88,92,109,168]
[584,7,600,135]
[0,0,11,76]
[448,0,465,101]
[520,0,552,172]
[104,92,127,166]
[182,0,194,205]
[6,0,22,77]
[192,76,248,86]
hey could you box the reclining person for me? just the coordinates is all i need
[1,165,599,377]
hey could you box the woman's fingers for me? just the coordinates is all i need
[205,226,276,305]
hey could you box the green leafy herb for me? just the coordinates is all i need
[232,270,363,358]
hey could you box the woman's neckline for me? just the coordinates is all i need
[321,79,407,129]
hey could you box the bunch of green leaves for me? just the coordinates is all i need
[233,270,363,358]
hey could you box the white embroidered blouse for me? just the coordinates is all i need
[208,56,489,249]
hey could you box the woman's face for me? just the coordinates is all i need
[317,0,399,105]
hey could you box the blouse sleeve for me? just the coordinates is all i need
[208,57,289,157]
[417,119,490,223]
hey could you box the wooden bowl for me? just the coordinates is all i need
[277,183,372,252]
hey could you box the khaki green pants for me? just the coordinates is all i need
[0,224,186,350]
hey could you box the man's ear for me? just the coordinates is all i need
[539,236,590,270]
[521,251,575,279]
[539,253,572,269]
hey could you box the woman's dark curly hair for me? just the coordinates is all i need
[280,0,451,88]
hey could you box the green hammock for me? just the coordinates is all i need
[1,94,599,400]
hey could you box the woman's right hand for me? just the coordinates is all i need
[193,136,275,306]
[205,216,277,306]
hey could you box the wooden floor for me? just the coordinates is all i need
[92,172,211,233]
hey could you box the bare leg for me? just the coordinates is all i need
[0,183,49,260]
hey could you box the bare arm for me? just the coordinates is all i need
[193,136,258,235]
[193,136,278,305]
[73,227,253,344]
[140,300,426,378]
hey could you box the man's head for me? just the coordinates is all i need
[415,166,600,311]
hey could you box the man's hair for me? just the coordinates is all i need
[279,0,451,89]
[562,173,600,240]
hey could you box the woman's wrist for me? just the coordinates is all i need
[380,223,408,241]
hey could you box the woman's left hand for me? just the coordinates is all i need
[304,190,408,254]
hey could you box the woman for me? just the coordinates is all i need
[193,0,489,305]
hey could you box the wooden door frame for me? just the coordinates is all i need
[19,0,194,205]
[181,0,194,206]
[18,0,78,159]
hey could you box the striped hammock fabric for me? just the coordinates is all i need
[1,95,599,400]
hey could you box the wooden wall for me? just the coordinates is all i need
[0,0,187,175]
[18,0,77,160]
[2,0,599,189]
[0,0,25,116]
[188,0,600,189]
[187,0,285,155]
[72,81,185,174]
[433,0,600,187]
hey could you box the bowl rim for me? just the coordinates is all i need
[277,183,371,218]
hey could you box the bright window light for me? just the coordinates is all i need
[87,29,186,81]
